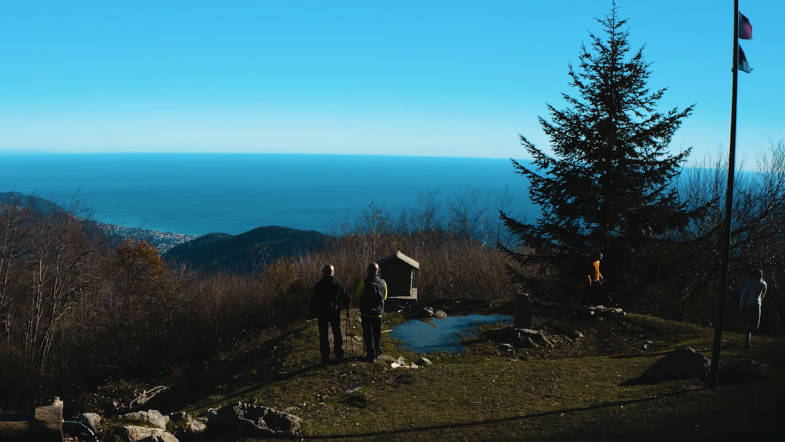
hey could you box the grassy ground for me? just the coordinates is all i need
[146,303,784,441]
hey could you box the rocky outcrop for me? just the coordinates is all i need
[207,402,301,438]
[638,346,709,382]
[120,409,169,430]
[183,415,207,435]
[123,425,179,442]
[75,412,102,435]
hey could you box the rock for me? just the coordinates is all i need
[207,402,301,438]
[720,359,769,383]
[513,292,534,329]
[123,425,179,442]
[434,309,447,319]
[390,356,408,369]
[573,331,585,339]
[536,333,554,349]
[498,343,515,354]
[639,346,709,382]
[405,305,434,318]
[184,415,207,435]
[516,328,539,336]
[515,328,553,349]
[587,305,626,317]
[76,412,102,434]
[416,357,433,366]
[121,410,169,430]
[375,354,398,364]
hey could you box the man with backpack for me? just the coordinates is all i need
[311,264,350,364]
[355,262,388,362]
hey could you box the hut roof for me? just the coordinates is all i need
[378,250,420,270]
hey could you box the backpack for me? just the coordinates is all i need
[361,276,386,316]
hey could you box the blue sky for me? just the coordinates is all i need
[0,1,782,162]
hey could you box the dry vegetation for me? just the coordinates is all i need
[0,199,514,409]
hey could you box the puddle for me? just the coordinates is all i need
[390,314,512,353]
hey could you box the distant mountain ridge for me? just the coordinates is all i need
[0,192,195,253]
[0,191,63,214]
[1,192,330,269]
[163,225,331,273]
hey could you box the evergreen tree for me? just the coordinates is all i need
[500,5,695,301]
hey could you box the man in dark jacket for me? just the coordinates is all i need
[311,264,349,364]
[355,262,387,362]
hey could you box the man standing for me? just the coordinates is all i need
[311,264,349,364]
[739,268,767,348]
[356,262,387,362]
[584,250,604,305]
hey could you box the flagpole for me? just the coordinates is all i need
[710,0,740,389]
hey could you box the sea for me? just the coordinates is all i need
[0,153,534,236]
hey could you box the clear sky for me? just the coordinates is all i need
[0,1,782,162]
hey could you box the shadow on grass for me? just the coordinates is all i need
[150,326,322,411]
[303,387,707,439]
[611,350,671,359]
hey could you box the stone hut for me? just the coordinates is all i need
[378,250,419,301]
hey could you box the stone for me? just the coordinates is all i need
[639,346,709,382]
[536,333,554,349]
[515,328,553,349]
[76,412,102,434]
[513,292,534,329]
[433,309,447,319]
[123,425,179,442]
[184,415,207,435]
[207,402,301,438]
[120,410,169,430]
[498,343,515,354]
[416,357,433,366]
[720,359,769,383]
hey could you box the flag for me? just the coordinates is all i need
[738,46,753,73]
[739,12,752,40]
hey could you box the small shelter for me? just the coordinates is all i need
[378,250,420,300]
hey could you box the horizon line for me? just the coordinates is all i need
[0,150,528,161]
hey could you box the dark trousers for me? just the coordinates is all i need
[317,311,343,362]
[361,314,382,359]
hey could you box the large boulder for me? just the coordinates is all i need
[123,425,179,442]
[120,410,169,429]
[720,359,769,384]
[76,412,102,434]
[208,402,301,438]
[639,346,709,382]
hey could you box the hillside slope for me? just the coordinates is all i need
[130,302,785,441]
[163,225,331,273]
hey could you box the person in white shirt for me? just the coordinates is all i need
[738,268,767,348]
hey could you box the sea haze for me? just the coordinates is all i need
[0,153,533,235]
